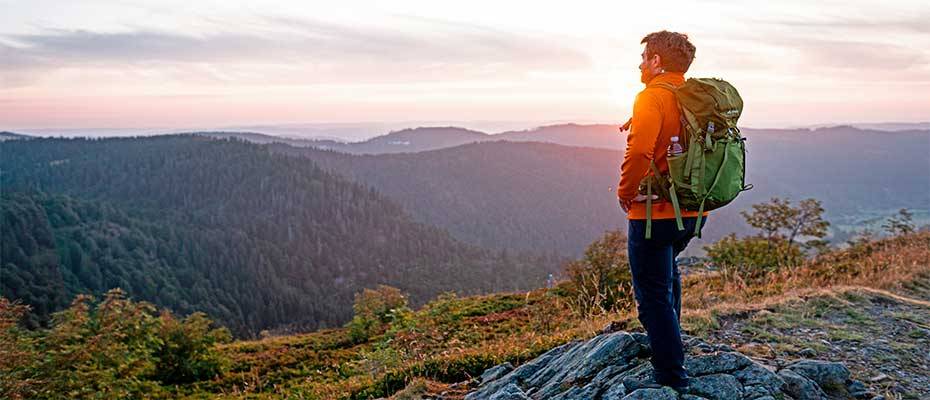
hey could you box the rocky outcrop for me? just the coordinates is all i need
[466,330,871,400]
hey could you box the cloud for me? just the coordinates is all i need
[0,17,590,89]
[766,13,930,35]
[787,38,928,71]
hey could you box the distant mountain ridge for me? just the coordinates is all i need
[0,131,32,141]
[271,126,930,256]
[188,123,930,155]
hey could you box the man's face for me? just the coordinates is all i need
[639,47,662,84]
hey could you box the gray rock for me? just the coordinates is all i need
[847,379,872,399]
[741,384,773,399]
[799,348,818,358]
[685,352,753,376]
[466,330,858,400]
[464,340,579,400]
[785,359,851,391]
[529,333,643,399]
[733,363,785,394]
[599,379,629,400]
[681,395,710,400]
[488,383,529,400]
[621,387,679,400]
[618,362,658,392]
[686,373,743,400]
[480,363,514,385]
[778,369,829,400]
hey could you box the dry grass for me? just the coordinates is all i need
[682,231,930,333]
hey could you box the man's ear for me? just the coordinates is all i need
[651,53,663,70]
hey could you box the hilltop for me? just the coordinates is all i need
[0,131,32,141]
[2,222,927,399]
[147,230,925,399]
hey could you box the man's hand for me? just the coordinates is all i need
[618,193,658,213]
[619,196,632,213]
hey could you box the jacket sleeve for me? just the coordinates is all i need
[618,91,662,202]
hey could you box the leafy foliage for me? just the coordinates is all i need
[706,198,828,280]
[0,298,38,400]
[154,311,232,384]
[561,230,633,317]
[347,285,410,344]
[704,234,804,279]
[0,289,228,399]
[740,197,830,250]
[882,208,915,236]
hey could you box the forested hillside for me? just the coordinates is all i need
[271,127,930,256]
[0,136,558,336]
[273,141,746,256]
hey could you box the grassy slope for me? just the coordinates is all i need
[177,231,930,399]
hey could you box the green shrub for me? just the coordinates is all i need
[37,289,167,399]
[347,285,410,343]
[1,289,230,399]
[562,230,633,317]
[153,311,231,384]
[704,234,803,280]
[0,298,38,400]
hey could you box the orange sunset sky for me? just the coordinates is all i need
[1,0,928,137]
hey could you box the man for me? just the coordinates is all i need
[617,30,708,390]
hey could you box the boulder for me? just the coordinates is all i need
[466,330,860,400]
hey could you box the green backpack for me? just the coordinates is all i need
[639,77,753,239]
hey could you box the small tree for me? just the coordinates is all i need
[882,208,915,236]
[707,198,829,279]
[741,197,830,249]
[563,231,633,317]
[153,311,231,384]
[347,285,409,343]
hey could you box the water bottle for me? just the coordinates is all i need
[667,136,684,157]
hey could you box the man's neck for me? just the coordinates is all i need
[646,71,686,86]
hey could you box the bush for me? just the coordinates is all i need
[347,285,410,343]
[704,198,830,283]
[562,230,633,317]
[37,289,166,399]
[0,298,38,400]
[704,234,803,280]
[1,289,230,399]
[153,311,231,384]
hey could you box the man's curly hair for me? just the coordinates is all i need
[641,31,696,73]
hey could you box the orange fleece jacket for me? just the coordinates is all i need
[618,72,709,220]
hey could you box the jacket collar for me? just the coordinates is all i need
[646,72,686,87]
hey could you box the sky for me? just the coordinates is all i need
[1,0,929,137]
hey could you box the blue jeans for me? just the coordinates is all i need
[627,216,705,387]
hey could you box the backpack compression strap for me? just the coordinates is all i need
[644,160,685,240]
[691,137,733,239]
